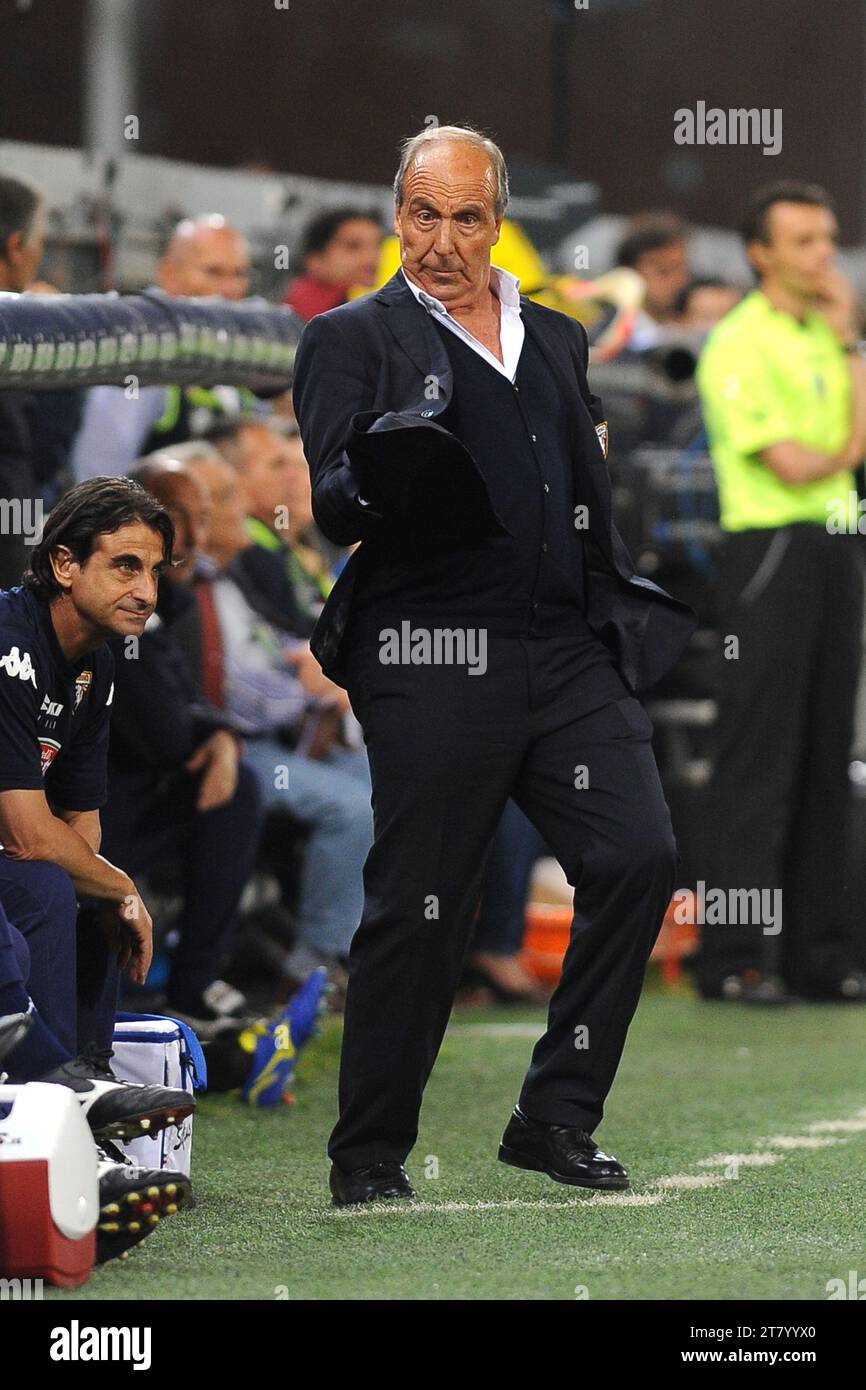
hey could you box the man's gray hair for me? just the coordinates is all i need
[393,125,509,220]
[138,442,223,471]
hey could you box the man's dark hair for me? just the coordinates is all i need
[299,206,382,263]
[23,476,175,601]
[615,211,689,269]
[741,180,834,246]
[0,173,43,261]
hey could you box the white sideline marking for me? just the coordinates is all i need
[325,1191,668,1218]
[698,1152,781,1168]
[808,1117,866,1133]
[321,1112,865,1220]
[760,1134,844,1150]
[651,1173,726,1190]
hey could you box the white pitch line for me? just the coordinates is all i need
[320,1109,865,1220]
[759,1134,845,1150]
[651,1173,726,1190]
[808,1118,866,1133]
[698,1152,782,1168]
[324,1191,668,1218]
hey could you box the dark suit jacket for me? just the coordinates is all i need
[292,269,698,695]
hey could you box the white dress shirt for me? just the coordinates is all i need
[400,264,525,383]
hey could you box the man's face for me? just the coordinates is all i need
[160,227,251,299]
[3,201,46,292]
[749,202,839,298]
[190,457,250,564]
[394,142,502,307]
[280,434,313,534]
[54,523,168,640]
[152,472,211,583]
[235,424,310,529]
[635,240,691,322]
[307,218,382,288]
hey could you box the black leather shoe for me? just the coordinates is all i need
[498,1106,629,1189]
[329,1161,416,1206]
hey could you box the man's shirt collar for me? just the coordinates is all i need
[400,264,522,315]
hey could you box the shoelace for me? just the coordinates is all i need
[548,1126,599,1158]
[96,1138,131,1168]
[358,1162,405,1179]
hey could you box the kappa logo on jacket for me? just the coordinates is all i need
[0,645,37,687]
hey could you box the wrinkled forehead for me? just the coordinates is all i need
[402,146,498,211]
[94,522,168,559]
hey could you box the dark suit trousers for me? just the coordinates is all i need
[329,628,678,1169]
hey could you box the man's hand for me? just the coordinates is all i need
[287,642,350,710]
[97,892,153,986]
[814,269,860,347]
[183,730,240,811]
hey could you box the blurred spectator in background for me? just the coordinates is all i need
[185,447,373,991]
[103,456,263,1032]
[283,207,383,320]
[615,211,691,350]
[158,215,251,301]
[207,418,331,637]
[695,180,866,1004]
[675,277,742,333]
[72,215,265,480]
[0,172,84,585]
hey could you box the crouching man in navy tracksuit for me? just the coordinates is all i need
[0,476,198,1261]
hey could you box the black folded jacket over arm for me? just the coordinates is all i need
[290,311,388,547]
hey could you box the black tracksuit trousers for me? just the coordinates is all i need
[695,523,864,992]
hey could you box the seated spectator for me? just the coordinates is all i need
[615,211,692,351]
[181,447,374,990]
[0,476,198,1258]
[206,418,332,635]
[71,215,268,480]
[675,277,742,333]
[282,207,383,320]
[138,437,312,640]
[102,455,265,1033]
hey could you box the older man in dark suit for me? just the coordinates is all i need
[293,124,697,1206]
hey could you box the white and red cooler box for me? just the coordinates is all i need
[0,1082,98,1287]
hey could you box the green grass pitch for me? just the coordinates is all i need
[47,986,866,1301]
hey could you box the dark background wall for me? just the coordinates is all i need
[1,0,863,237]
